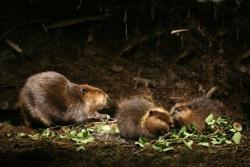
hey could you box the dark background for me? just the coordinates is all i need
[0,0,250,166]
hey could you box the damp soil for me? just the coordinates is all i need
[0,122,250,167]
[1,0,250,166]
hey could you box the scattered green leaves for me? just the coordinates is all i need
[135,137,150,148]
[89,123,119,134]
[135,114,243,152]
[12,122,119,151]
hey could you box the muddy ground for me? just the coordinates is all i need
[0,0,250,166]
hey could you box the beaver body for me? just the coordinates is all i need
[19,71,109,127]
[172,97,227,132]
[115,97,174,139]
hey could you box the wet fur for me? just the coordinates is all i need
[19,71,108,127]
[115,97,174,139]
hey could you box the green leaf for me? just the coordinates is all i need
[71,137,81,143]
[17,133,26,138]
[225,140,232,144]
[80,136,95,144]
[6,133,11,137]
[211,139,221,145]
[205,114,214,124]
[207,120,216,126]
[135,141,146,148]
[229,128,236,133]
[114,127,120,133]
[41,129,50,137]
[69,130,77,137]
[232,132,241,144]
[76,146,85,151]
[28,134,40,140]
[41,129,55,138]
[179,127,193,138]
[152,144,163,152]
[198,142,210,147]
[100,125,112,132]
[139,137,150,144]
[59,134,66,139]
[216,117,228,125]
[163,147,174,152]
[211,137,226,145]
[183,140,193,149]
[77,129,89,138]
[135,137,150,148]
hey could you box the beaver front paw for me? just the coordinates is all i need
[88,112,110,120]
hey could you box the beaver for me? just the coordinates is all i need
[115,96,174,139]
[19,71,109,127]
[171,96,228,132]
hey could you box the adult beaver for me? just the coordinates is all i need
[19,71,109,127]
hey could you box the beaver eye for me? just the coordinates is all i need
[149,110,155,116]
[80,88,88,95]
[96,90,102,94]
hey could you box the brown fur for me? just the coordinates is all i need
[172,97,227,132]
[115,97,174,139]
[19,71,109,127]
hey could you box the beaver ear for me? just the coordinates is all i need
[80,88,88,95]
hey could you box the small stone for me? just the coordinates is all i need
[0,101,9,110]
[87,33,94,43]
[175,81,186,89]
[112,65,123,73]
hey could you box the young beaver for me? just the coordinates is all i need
[19,71,109,127]
[115,96,174,139]
[172,96,227,132]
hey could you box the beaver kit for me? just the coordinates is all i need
[171,96,231,132]
[19,71,109,127]
[115,96,174,139]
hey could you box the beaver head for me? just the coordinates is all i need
[140,107,174,136]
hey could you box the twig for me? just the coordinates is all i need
[119,29,167,56]
[171,29,189,35]
[48,124,77,130]
[134,133,171,154]
[133,68,142,89]
[240,49,250,63]
[175,48,197,64]
[169,96,187,102]
[76,0,82,10]
[4,38,23,53]
[133,77,157,88]
[46,16,107,30]
[0,19,50,41]
[206,86,217,98]
[92,118,117,125]
[133,140,157,154]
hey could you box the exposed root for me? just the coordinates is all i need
[119,29,167,56]
[4,38,23,53]
[45,16,108,30]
